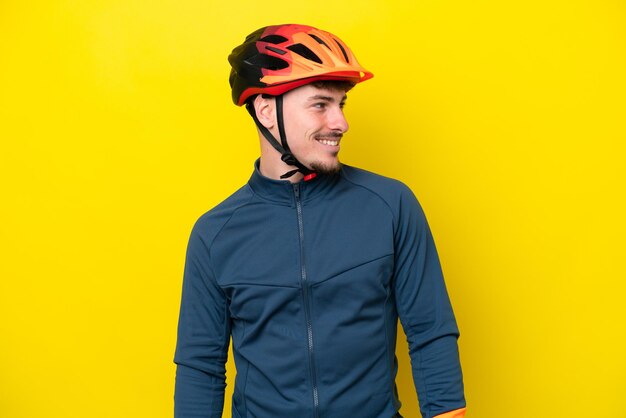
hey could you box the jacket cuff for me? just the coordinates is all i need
[433,407,466,418]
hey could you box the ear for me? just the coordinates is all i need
[252,94,276,129]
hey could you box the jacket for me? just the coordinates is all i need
[174,162,466,418]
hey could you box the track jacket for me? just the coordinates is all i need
[174,162,466,418]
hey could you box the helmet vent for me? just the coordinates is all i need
[244,54,289,71]
[308,33,330,49]
[333,39,350,63]
[265,46,287,55]
[286,44,323,64]
[259,35,288,44]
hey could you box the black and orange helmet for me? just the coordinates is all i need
[229,24,373,106]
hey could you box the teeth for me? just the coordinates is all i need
[318,139,339,146]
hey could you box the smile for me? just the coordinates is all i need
[316,138,340,146]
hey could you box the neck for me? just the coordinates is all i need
[258,154,304,183]
[258,131,306,183]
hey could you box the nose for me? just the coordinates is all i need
[328,107,349,133]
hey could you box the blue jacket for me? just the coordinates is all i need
[174,163,465,418]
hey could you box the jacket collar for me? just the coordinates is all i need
[247,159,340,206]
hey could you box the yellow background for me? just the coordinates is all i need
[1,1,625,417]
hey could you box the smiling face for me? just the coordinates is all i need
[280,84,350,175]
[254,83,352,181]
[262,84,348,173]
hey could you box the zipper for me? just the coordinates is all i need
[293,183,319,418]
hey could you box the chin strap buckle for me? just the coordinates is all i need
[281,154,297,166]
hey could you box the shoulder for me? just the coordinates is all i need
[340,165,427,224]
[341,165,417,205]
[189,184,255,248]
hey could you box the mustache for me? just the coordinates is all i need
[314,132,343,140]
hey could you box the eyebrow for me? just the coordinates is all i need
[308,94,348,103]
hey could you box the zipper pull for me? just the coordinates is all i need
[293,183,300,200]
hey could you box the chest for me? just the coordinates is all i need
[211,197,395,289]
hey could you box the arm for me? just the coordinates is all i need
[393,187,466,418]
[174,223,231,418]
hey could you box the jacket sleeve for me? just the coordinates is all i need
[393,187,466,418]
[174,222,231,418]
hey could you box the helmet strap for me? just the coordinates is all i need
[246,95,316,180]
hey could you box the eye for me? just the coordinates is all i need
[313,102,327,109]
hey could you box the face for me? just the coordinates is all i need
[279,84,349,175]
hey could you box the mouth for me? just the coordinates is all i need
[316,138,340,146]
[315,135,342,147]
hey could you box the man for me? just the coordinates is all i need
[174,24,466,418]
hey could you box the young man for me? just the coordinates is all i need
[174,24,466,418]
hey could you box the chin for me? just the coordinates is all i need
[310,160,342,175]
